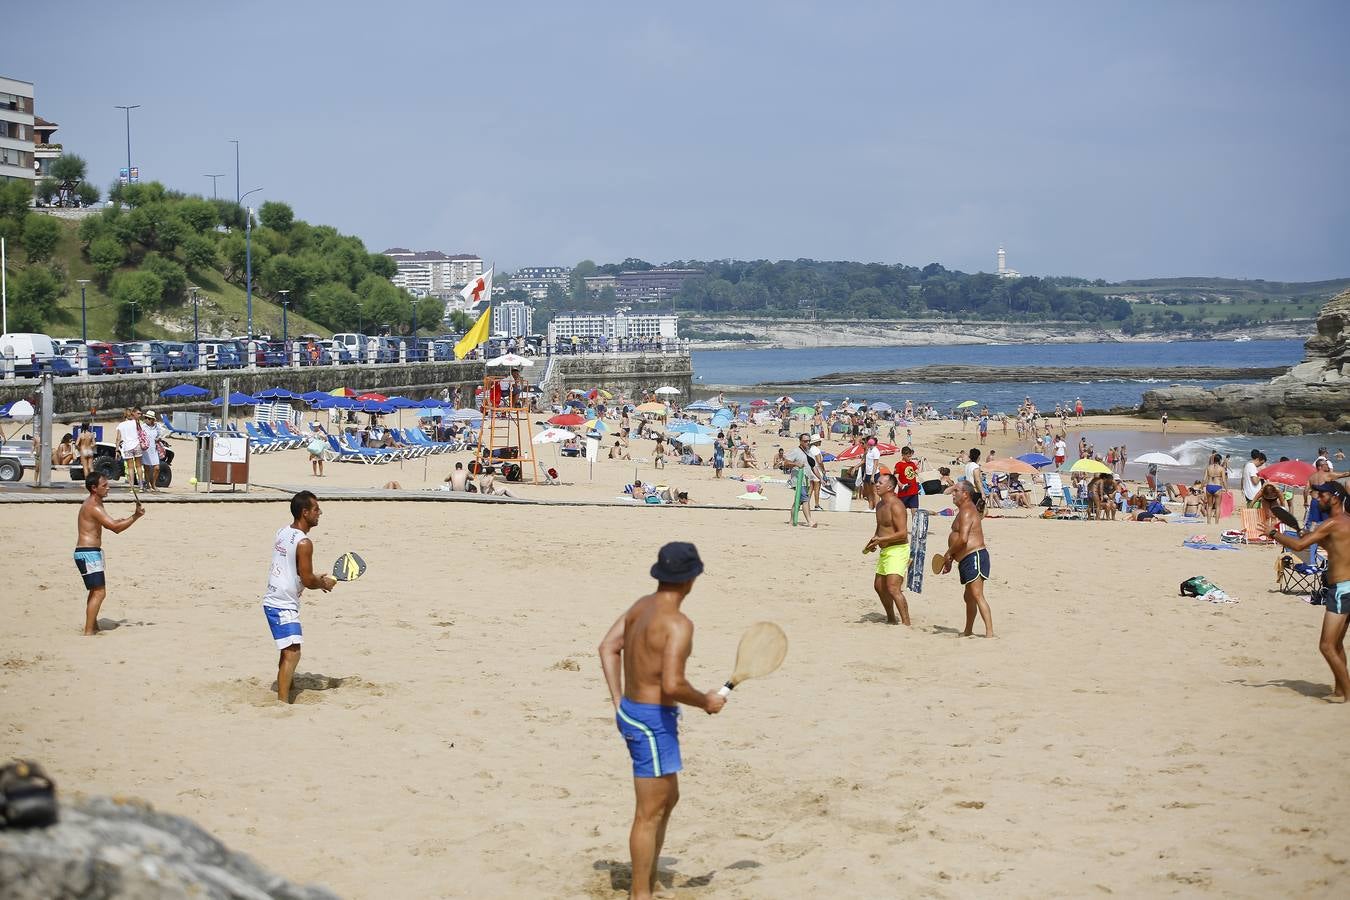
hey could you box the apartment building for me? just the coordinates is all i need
[492,300,535,338]
[507,266,571,301]
[382,248,483,297]
[546,310,678,344]
[0,75,35,185]
[615,268,703,304]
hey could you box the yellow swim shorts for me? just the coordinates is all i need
[876,542,911,577]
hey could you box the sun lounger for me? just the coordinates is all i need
[259,422,304,450]
[341,433,400,462]
[159,413,203,439]
[244,421,285,452]
[1239,508,1276,545]
[1061,486,1089,515]
[401,428,450,454]
[326,435,390,464]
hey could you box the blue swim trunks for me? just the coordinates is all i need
[263,605,303,649]
[616,697,681,778]
[958,548,991,585]
[1327,582,1350,617]
[73,547,105,590]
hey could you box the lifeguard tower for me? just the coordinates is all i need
[476,361,539,484]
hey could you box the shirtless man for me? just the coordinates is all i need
[74,422,96,478]
[1204,453,1227,523]
[1270,481,1350,702]
[1306,458,1349,530]
[74,472,145,635]
[444,461,470,491]
[863,473,910,625]
[598,543,725,900]
[261,491,337,703]
[939,482,993,637]
[1088,474,1114,521]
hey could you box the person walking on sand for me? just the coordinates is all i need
[597,543,725,900]
[939,482,993,637]
[1270,481,1350,702]
[1204,453,1227,523]
[74,472,145,635]
[114,407,146,492]
[864,473,911,625]
[862,436,881,509]
[785,433,818,527]
[262,491,337,704]
[75,422,96,478]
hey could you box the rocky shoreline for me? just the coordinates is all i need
[1142,289,1350,435]
[786,365,1283,386]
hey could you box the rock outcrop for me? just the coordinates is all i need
[1141,289,1350,435]
[0,795,339,900]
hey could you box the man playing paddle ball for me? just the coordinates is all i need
[940,482,994,637]
[1270,481,1350,703]
[864,472,911,625]
[75,472,145,635]
[262,491,337,703]
[598,542,725,900]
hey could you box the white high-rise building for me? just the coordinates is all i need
[382,248,483,297]
[492,300,534,338]
[546,311,678,344]
[996,245,1019,279]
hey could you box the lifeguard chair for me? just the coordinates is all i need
[476,371,539,484]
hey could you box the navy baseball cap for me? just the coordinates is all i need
[1311,480,1346,495]
[651,542,704,582]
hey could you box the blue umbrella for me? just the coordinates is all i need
[1017,453,1054,469]
[212,392,257,406]
[685,400,722,412]
[385,396,417,409]
[359,401,394,414]
[416,408,448,419]
[450,408,482,421]
[417,398,446,408]
[300,391,331,403]
[675,432,715,445]
[666,421,703,433]
[159,383,209,398]
[565,399,586,409]
[871,401,893,412]
[822,452,838,462]
[255,387,298,400]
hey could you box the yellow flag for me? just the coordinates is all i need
[454,305,492,359]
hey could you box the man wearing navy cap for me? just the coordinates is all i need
[1272,480,1350,703]
[598,542,725,900]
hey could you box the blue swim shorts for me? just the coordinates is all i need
[1327,581,1350,617]
[958,548,991,585]
[263,605,303,649]
[73,547,105,590]
[616,697,681,778]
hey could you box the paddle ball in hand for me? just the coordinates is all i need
[717,622,788,698]
[1270,507,1301,535]
[931,552,947,575]
[332,552,367,583]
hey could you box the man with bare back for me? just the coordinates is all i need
[74,472,144,635]
[864,472,910,625]
[598,543,726,900]
[940,482,994,637]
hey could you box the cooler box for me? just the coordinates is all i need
[832,486,852,512]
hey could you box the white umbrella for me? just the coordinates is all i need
[654,386,681,395]
[486,353,533,367]
[1,400,35,420]
[532,427,574,444]
[1134,452,1183,467]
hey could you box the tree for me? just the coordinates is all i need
[22,215,62,263]
[446,309,475,332]
[35,177,59,205]
[50,154,88,207]
[111,270,165,337]
[182,234,218,272]
[6,267,62,331]
[75,181,100,207]
[0,178,31,240]
[259,201,294,231]
[89,236,126,287]
[140,252,187,306]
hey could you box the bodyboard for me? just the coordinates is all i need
[906,508,930,593]
[1219,490,1235,519]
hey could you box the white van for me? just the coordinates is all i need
[0,332,58,376]
[331,333,369,356]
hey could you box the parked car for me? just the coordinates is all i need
[0,332,75,376]
[198,340,243,370]
[119,341,172,373]
[87,341,134,374]
[318,339,354,364]
[406,338,432,362]
[331,333,370,362]
[242,339,285,368]
[163,341,199,371]
[293,337,333,366]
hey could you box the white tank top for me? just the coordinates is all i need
[262,526,306,611]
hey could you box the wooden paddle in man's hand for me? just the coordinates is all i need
[717,622,788,698]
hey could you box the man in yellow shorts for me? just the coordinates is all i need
[864,472,911,625]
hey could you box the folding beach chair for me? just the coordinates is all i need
[1276,550,1326,597]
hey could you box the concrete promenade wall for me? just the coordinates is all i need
[0,352,693,421]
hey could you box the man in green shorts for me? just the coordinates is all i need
[864,473,911,625]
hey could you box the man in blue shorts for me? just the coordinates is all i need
[939,482,994,637]
[75,472,145,635]
[1271,481,1350,703]
[262,491,337,703]
[598,543,725,900]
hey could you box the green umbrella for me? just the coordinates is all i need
[791,406,815,416]
[955,400,979,409]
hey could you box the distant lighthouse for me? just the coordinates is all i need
[997,245,1007,276]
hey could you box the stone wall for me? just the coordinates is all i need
[1140,288,1350,435]
[0,352,693,421]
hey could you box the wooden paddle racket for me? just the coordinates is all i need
[717,622,788,698]
[931,552,947,575]
[332,552,367,583]
[1270,507,1301,535]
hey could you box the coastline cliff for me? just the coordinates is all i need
[1140,289,1350,435]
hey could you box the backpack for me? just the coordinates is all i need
[1180,576,1220,598]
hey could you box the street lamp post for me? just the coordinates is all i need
[410,297,420,336]
[76,279,90,343]
[203,173,225,200]
[230,140,240,205]
[277,289,290,345]
[127,299,137,341]
[240,187,263,339]
[114,104,140,191]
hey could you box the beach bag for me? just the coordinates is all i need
[502,463,522,482]
[307,439,326,456]
[1180,576,1220,598]
[136,423,149,452]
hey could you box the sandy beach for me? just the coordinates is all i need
[3,413,1348,898]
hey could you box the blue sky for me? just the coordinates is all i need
[8,1,1349,281]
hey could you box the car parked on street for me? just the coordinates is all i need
[87,341,134,374]
[119,341,172,373]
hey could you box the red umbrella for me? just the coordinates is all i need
[1258,459,1316,487]
[749,399,771,407]
[835,443,865,461]
[548,413,586,426]
[357,392,388,402]
[875,442,899,456]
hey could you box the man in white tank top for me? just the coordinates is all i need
[263,491,336,703]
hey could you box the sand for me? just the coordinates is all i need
[4,414,1348,897]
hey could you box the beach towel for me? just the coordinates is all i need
[1183,540,1239,551]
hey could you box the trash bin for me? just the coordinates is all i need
[195,436,212,487]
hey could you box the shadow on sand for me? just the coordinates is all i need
[1229,678,1331,700]
[270,672,348,702]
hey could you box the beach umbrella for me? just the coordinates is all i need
[1017,452,1054,469]
[955,400,978,409]
[821,452,837,462]
[450,408,482,421]
[0,399,35,419]
[675,432,714,445]
[748,399,771,408]
[685,400,722,412]
[329,387,356,397]
[774,395,794,403]
[417,398,446,408]
[654,386,681,395]
[984,457,1039,476]
[533,427,574,444]
[548,413,586,426]
[255,387,298,400]
[212,392,257,406]
[159,383,209,398]
[791,406,815,417]
[584,418,609,434]
[385,396,417,409]
[357,391,388,402]
[300,391,332,403]
[835,444,865,461]
[486,353,533,367]
[1259,459,1316,487]
[1133,451,1183,467]
[1067,458,1112,474]
[588,388,613,400]
[635,401,666,414]
[870,401,893,412]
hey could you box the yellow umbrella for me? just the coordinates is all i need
[955,400,979,409]
[635,402,666,414]
[1068,458,1112,474]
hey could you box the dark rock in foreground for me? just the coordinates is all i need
[1141,289,1350,436]
[0,795,339,900]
